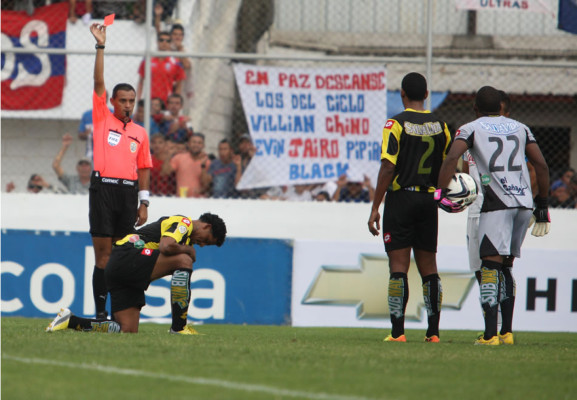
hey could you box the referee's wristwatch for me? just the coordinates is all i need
[140,200,150,207]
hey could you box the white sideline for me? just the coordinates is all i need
[2,354,383,400]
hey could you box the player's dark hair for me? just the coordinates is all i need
[171,24,184,34]
[200,213,227,247]
[475,86,502,115]
[219,138,230,145]
[401,72,427,101]
[112,83,136,98]
[137,99,145,108]
[193,132,205,141]
[498,90,511,115]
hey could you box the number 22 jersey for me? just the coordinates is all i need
[455,115,535,212]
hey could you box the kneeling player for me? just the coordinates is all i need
[46,212,227,334]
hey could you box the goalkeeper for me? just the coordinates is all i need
[46,212,227,335]
[437,86,550,346]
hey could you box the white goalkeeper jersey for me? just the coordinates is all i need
[455,115,535,212]
[464,151,483,217]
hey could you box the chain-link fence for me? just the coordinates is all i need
[2,0,577,206]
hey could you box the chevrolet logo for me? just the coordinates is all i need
[302,254,475,321]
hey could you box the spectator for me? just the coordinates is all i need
[149,133,176,196]
[261,185,313,201]
[159,94,193,144]
[26,174,63,194]
[333,174,374,203]
[133,99,160,136]
[151,97,165,126]
[136,31,185,104]
[170,132,210,198]
[312,181,338,202]
[233,133,266,199]
[201,139,238,199]
[64,0,93,24]
[549,167,575,208]
[52,133,92,194]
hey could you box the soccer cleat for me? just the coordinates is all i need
[499,332,514,345]
[45,308,71,332]
[384,334,406,342]
[474,335,500,346]
[424,335,440,343]
[170,325,200,335]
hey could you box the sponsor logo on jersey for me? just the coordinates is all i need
[181,218,191,226]
[141,248,153,256]
[108,131,121,146]
[178,225,188,234]
[500,177,529,196]
[481,174,491,185]
[404,121,443,136]
[456,129,462,137]
[479,121,519,135]
[384,120,394,129]
[101,178,119,184]
[130,142,137,153]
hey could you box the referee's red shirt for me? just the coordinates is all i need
[92,91,152,180]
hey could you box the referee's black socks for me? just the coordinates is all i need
[170,269,192,332]
[92,266,108,318]
[480,261,502,340]
[422,273,442,338]
[388,272,408,338]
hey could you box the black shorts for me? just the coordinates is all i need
[104,245,159,314]
[382,190,438,253]
[89,174,138,237]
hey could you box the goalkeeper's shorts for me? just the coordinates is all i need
[478,208,533,259]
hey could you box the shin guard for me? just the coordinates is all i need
[388,272,408,338]
[499,266,516,335]
[422,274,442,338]
[170,269,192,332]
[479,261,502,339]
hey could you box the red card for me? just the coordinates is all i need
[103,14,115,26]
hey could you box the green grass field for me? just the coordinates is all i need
[2,317,576,400]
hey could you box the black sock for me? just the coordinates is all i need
[69,315,120,333]
[480,261,502,340]
[499,266,516,335]
[388,272,408,338]
[171,269,192,332]
[422,273,442,338]
[92,266,108,316]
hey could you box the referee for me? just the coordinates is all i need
[89,23,153,319]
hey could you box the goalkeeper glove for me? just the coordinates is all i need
[434,189,466,214]
[531,196,550,237]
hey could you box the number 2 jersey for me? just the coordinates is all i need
[381,109,452,192]
[455,115,535,212]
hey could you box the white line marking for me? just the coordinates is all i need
[3,354,382,400]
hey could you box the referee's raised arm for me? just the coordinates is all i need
[90,23,106,96]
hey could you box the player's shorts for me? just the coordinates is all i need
[466,214,482,272]
[89,172,138,237]
[104,245,159,314]
[478,208,532,259]
[382,190,438,253]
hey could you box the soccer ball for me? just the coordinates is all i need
[446,172,479,208]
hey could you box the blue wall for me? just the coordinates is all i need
[1,230,293,325]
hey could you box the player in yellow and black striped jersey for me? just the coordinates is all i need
[45,213,226,335]
[368,72,452,343]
